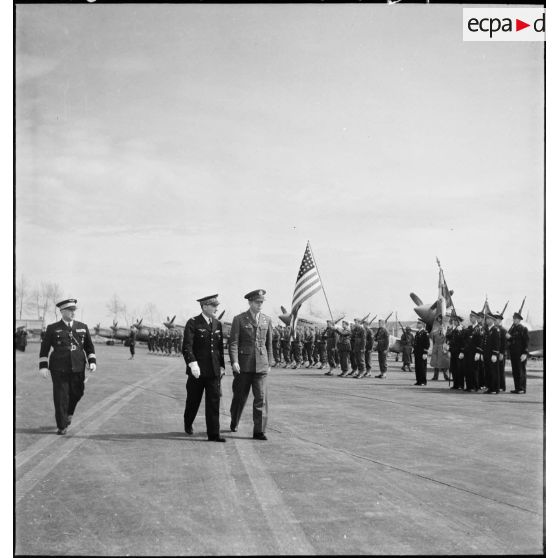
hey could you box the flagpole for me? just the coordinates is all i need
[307,241,335,322]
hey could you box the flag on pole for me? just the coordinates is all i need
[437,267,454,318]
[290,241,322,335]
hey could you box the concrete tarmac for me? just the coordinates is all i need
[15,345,544,555]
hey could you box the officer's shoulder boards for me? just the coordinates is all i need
[76,328,86,332]
[55,329,63,333]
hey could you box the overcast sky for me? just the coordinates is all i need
[15,4,544,328]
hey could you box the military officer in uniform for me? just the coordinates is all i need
[324,320,338,375]
[336,321,352,377]
[400,326,414,372]
[446,316,465,389]
[483,313,501,394]
[229,289,273,441]
[364,322,374,376]
[281,326,292,367]
[374,319,390,378]
[182,294,226,442]
[507,311,529,394]
[494,312,507,391]
[413,319,430,386]
[38,298,97,435]
[352,319,367,379]
[128,326,136,360]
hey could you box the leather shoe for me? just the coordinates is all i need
[57,428,67,435]
[184,425,193,435]
[208,436,226,442]
[67,415,73,425]
[253,433,267,441]
[230,423,237,432]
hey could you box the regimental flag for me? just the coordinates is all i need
[290,242,322,337]
[436,258,454,319]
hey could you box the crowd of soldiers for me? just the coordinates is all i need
[271,318,391,379]
[270,309,530,394]
[145,329,183,356]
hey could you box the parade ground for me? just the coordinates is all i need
[15,344,544,555]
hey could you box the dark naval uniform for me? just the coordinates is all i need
[484,323,501,393]
[413,328,430,385]
[39,320,96,430]
[446,325,465,389]
[229,306,273,436]
[182,313,225,438]
[364,325,374,374]
[508,321,529,393]
[498,324,508,391]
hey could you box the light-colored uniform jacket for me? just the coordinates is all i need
[228,311,273,373]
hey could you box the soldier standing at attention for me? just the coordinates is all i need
[128,326,136,360]
[494,312,507,391]
[349,323,358,376]
[324,320,338,376]
[272,326,280,367]
[412,319,430,386]
[507,311,529,394]
[304,327,315,368]
[38,298,97,435]
[182,295,226,442]
[229,290,273,440]
[363,322,374,377]
[482,313,501,394]
[374,319,390,379]
[291,327,303,369]
[400,326,414,372]
[429,315,450,381]
[317,328,327,370]
[447,316,465,389]
[281,326,291,367]
[352,319,367,379]
[336,321,353,377]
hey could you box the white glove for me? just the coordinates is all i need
[491,355,497,363]
[422,354,427,361]
[220,367,226,377]
[89,363,97,373]
[267,366,271,373]
[190,362,200,378]
[520,354,527,362]
[505,333,511,340]
[39,368,49,379]
[474,353,480,362]
[458,353,464,360]
[232,362,240,374]
[498,354,504,361]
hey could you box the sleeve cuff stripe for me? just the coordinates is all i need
[87,354,96,359]
[39,358,48,363]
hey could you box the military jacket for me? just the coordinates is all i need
[400,331,414,348]
[365,328,374,351]
[498,326,507,356]
[352,324,366,352]
[484,325,501,359]
[508,323,529,354]
[374,327,390,352]
[413,329,430,355]
[228,311,273,373]
[39,320,96,373]
[337,328,352,350]
[446,327,465,354]
[182,314,225,377]
[325,327,338,348]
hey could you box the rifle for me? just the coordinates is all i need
[500,301,509,317]
[518,296,526,316]
[333,315,345,326]
[384,312,393,323]
[361,312,370,323]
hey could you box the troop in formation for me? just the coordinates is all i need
[35,294,531,440]
[145,328,183,356]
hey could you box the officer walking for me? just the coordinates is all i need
[229,290,273,441]
[38,298,97,435]
[182,294,226,442]
[374,319,390,378]
[507,311,529,394]
[412,319,430,386]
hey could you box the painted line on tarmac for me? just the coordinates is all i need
[234,440,315,555]
[274,422,540,517]
[16,364,177,504]
[16,363,181,470]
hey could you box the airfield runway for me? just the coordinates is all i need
[15,344,544,555]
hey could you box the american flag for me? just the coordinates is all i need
[290,242,322,335]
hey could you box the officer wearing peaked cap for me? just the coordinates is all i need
[39,298,97,435]
[228,290,273,440]
[182,294,226,441]
[507,311,529,393]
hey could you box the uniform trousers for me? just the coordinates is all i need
[353,349,365,373]
[184,375,221,437]
[304,343,314,364]
[377,350,388,373]
[498,356,506,391]
[129,343,135,357]
[281,343,291,364]
[326,346,336,368]
[485,359,500,392]
[272,342,281,363]
[414,353,427,385]
[230,373,268,434]
[464,352,479,390]
[450,351,464,388]
[349,351,357,371]
[51,371,85,429]
[402,347,413,366]
[510,352,527,392]
[365,349,373,372]
[338,349,351,373]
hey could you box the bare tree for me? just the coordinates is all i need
[48,283,62,321]
[15,275,28,320]
[143,302,161,325]
[106,294,126,324]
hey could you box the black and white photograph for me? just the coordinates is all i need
[14,1,547,555]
